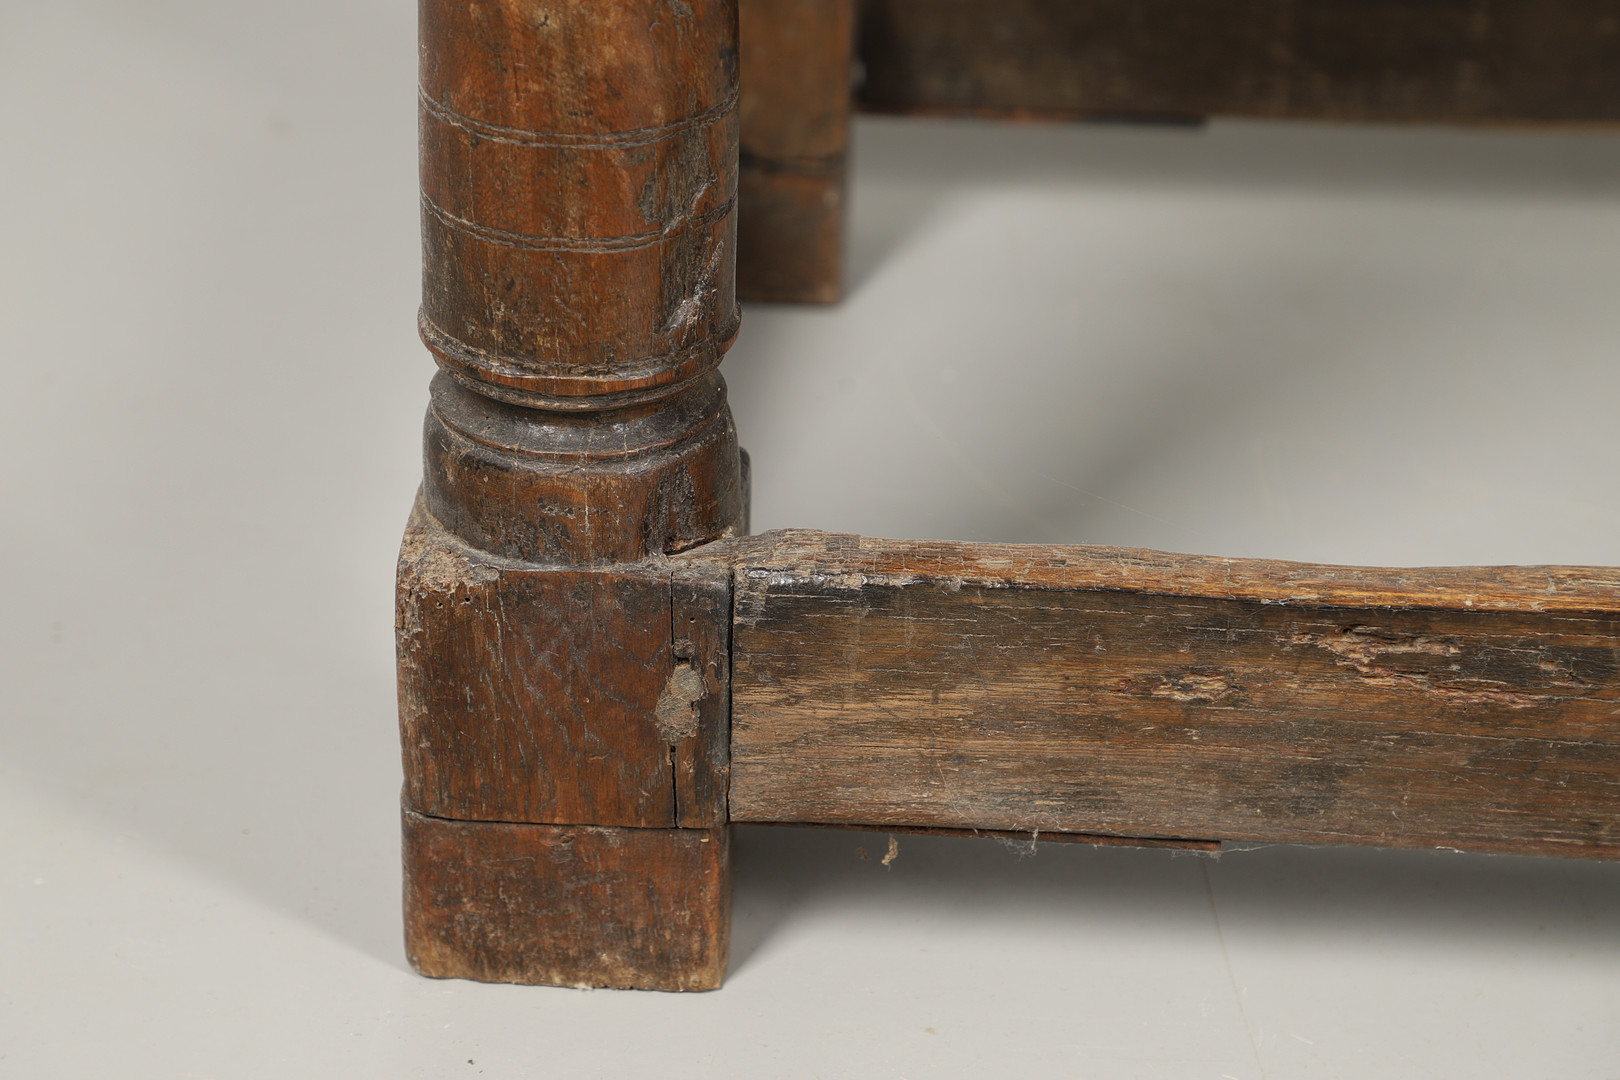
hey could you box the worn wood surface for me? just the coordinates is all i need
[737,0,854,302]
[420,369,744,566]
[405,0,748,988]
[403,0,1620,996]
[750,820,1220,852]
[419,0,741,410]
[858,0,1620,124]
[397,499,732,828]
[417,0,746,566]
[403,808,731,991]
[672,564,734,827]
[719,531,1620,858]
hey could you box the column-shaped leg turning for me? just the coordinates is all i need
[399,0,743,991]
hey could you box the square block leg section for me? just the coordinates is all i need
[736,0,854,303]
[403,808,731,991]
[737,168,846,303]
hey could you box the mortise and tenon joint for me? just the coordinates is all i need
[398,0,1620,994]
[398,0,745,991]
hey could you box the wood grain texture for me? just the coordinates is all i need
[397,500,732,828]
[672,564,734,827]
[737,0,854,302]
[419,0,741,410]
[416,0,746,567]
[858,0,1620,124]
[403,808,731,991]
[721,531,1620,858]
[420,370,744,565]
[402,0,745,989]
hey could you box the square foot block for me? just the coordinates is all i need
[403,808,731,991]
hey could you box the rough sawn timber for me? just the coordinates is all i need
[721,531,1620,858]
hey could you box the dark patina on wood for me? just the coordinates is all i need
[397,500,732,828]
[723,531,1620,859]
[858,0,1620,124]
[737,0,855,303]
[419,0,741,410]
[402,0,744,991]
[420,368,743,567]
[401,0,1620,994]
[404,809,731,990]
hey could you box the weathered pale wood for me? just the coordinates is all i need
[737,0,854,303]
[858,0,1620,124]
[719,531,1620,858]
[404,809,730,991]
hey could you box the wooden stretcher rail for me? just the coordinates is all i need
[857,0,1620,124]
[705,531,1620,859]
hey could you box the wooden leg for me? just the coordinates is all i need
[737,0,854,303]
[403,811,730,991]
[856,0,1620,124]
[402,0,743,990]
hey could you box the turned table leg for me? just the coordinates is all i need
[398,0,744,991]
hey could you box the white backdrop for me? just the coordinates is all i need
[3,3,1618,1076]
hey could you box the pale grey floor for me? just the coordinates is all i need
[3,3,1618,1077]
